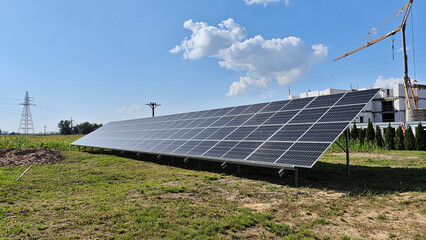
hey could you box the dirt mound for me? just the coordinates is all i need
[0,148,64,167]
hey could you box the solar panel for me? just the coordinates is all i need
[72,88,380,169]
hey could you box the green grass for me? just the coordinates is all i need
[0,135,82,151]
[0,151,321,239]
[0,135,425,239]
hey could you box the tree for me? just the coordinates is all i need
[76,122,103,134]
[375,126,384,148]
[350,122,359,140]
[395,126,404,150]
[404,126,415,150]
[384,123,395,150]
[359,128,365,145]
[415,122,425,151]
[366,119,375,143]
[58,120,72,135]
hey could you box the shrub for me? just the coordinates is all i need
[384,123,395,150]
[350,122,358,140]
[415,122,425,151]
[395,126,404,150]
[375,126,384,148]
[404,126,415,150]
[366,119,375,143]
[359,128,365,145]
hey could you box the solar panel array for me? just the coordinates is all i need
[72,89,379,169]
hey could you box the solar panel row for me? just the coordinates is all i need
[72,89,379,169]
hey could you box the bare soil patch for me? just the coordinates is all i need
[0,148,64,167]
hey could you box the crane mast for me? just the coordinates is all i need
[334,0,418,110]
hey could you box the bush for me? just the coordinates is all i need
[350,122,358,140]
[395,126,404,150]
[359,128,365,145]
[415,122,425,151]
[375,126,384,148]
[366,119,375,143]
[384,123,395,150]
[404,126,415,150]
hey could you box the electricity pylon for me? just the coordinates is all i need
[18,91,35,135]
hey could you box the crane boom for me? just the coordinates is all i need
[333,0,418,110]
[334,26,401,61]
[334,0,412,61]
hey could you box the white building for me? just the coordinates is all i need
[289,83,426,124]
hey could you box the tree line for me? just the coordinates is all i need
[349,120,425,151]
[58,120,102,135]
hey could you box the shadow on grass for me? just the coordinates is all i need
[88,149,425,195]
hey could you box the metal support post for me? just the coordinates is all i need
[278,168,285,178]
[295,167,299,186]
[198,160,203,170]
[237,165,241,174]
[346,128,350,177]
[221,162,227,169]
[183,157,189,164]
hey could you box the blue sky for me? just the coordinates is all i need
[0,0,425,133]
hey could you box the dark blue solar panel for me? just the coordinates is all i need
[224,126,257,141]
[306,93,344,109]
[264,110,298,125]
[187,141,218,156]
[243,112,274,126]
[241,103,269,114]
[222,141,262,160]
[203,141,238,158]
[72,89,380,169]
[245,125,281,141]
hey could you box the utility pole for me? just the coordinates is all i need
[146,102,161,117]
[70,117,74,133]
[44,125,46,135]
[18,91,35,135]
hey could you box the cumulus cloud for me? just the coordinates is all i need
[226,77,267,97]
[171,18,328,97]
[169,18,246,59]
[117,105,143,114]
[244,0,290,7]
[218,36,327,86]
[374,76,402,88]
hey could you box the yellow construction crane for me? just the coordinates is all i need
[334,0,418,110]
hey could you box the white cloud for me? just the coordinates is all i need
[117,105,143,114]
[169,18,246,59]
[374,76,402,88]
[244,0,290,7]
[218,36,327,86]
[226,76,267,96]
[171,18,328,97]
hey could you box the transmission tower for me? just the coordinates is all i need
[18,91,35,135]
[146,102,161,117]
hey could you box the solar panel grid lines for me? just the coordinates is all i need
[273,92,347,164]
[212,101,292,160]
[303,90,380,167]
[198,101,272,159]
[243,95,319,162]
[72,88,380,169]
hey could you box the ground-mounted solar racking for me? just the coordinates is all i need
[72,88,380,183]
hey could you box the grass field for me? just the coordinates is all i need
[0,135,425,239]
